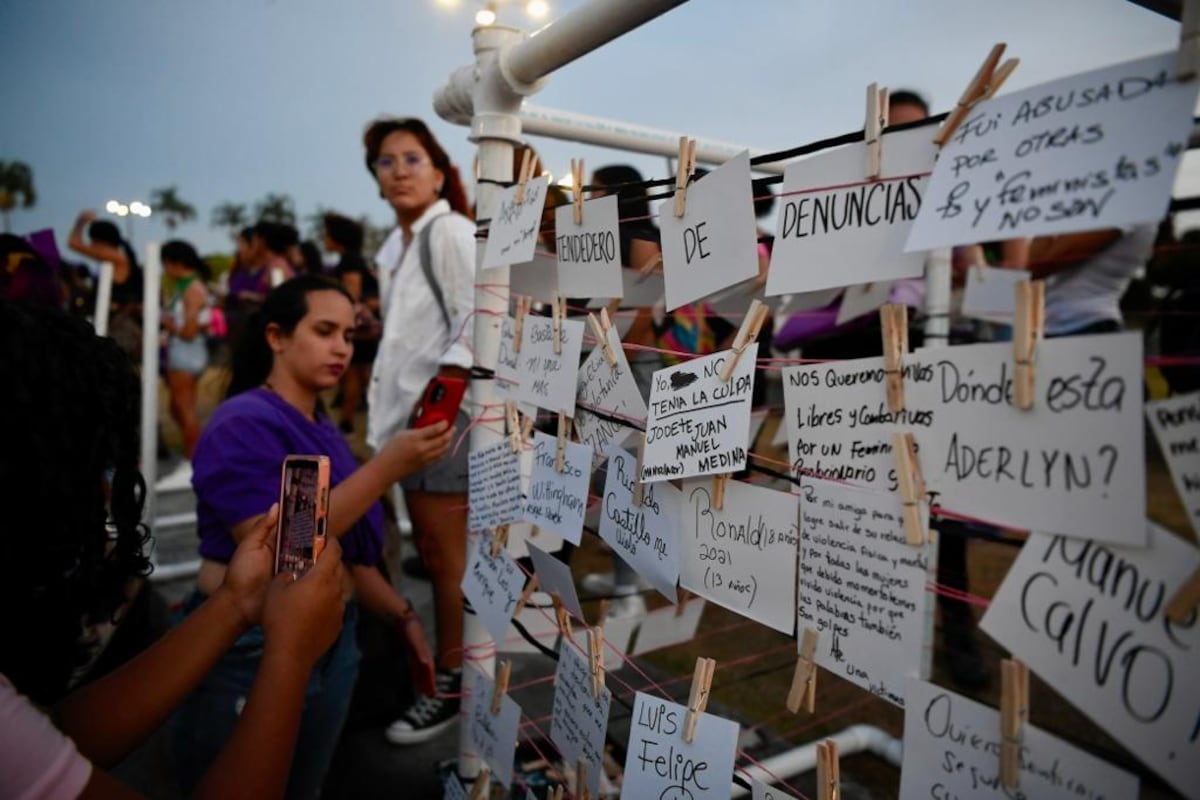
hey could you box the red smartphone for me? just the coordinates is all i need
[274,455,331,577]
[411,375,466,429]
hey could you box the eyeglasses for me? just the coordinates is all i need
[372,153,429,174]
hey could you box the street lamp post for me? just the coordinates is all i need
[105,199,152,245]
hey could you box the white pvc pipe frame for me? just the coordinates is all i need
[435,0,949,785]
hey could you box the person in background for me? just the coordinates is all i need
[298,239,326,277]
[225,226,269,349]
[325,212,381,435]
[0,299,348,800]
[255,221,298,289]
[172,276,451,797]
[67,209,143,359]
[362,116,476,746]
[158,240,212,491]
[0,233,64,306]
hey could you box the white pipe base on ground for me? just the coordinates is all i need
[728,724,902,798]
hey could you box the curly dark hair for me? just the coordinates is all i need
[0,300,151,704]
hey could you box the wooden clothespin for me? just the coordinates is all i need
[1180,0,1200,80]
[817,740,840,800]
[469,768,491,800]
[673,136,698,218]
[587,626,604,699]
[682,657,716,744]
[865,82,889,180]
[551,296,566,356]
[571,158,586,225]
[521,413,534,445]
[879,304,908,413]
[934,44,1020,147]
[490,524,510,558]
[577,758,591,800]
[514,149,539,204]
[1000,658,1029,788]
[720,299,769,382]
[550,785,564,800]
[787,629,819,714]
[892,432,927,546]
[491,659,512,715]
[551,592,573,639]
[506,401,521,454]
[587,312,618,367]
[513,295,531,355]
[675,589,692,617]
[1165,567,1200,623]
[1012,280,1045,411]
[712,474,730,511]
[596,599,610,625]
[632,433,646,507]
[514,576,540,617]
[556,412,573,473]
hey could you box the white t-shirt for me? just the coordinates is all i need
[1044,224,1155,335]
[0,675,92,800]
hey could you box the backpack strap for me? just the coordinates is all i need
[418,213,453,331]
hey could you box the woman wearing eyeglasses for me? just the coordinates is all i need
[361,117,477,746]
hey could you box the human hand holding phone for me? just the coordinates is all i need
[275,455,330,578]
[378,422,454,482]
[262,537,347,667]
[410,375,466,430]
[220,502,280,628]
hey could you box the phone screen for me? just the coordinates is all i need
[275,456,329,576]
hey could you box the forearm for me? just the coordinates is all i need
[193,646,311,800]
[55,589,249,767]
[328,458,392,538]
[352,564,413,624]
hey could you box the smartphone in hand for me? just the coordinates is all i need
[410,375,466,430]
[275,455,330,577]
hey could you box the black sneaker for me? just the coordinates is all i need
[384,669,461,745]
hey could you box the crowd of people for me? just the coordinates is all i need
[0,98,1194,798]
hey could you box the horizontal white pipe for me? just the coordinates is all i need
[728,724,902,798]
[504,0,689,86]
[155,511,197,529]
[149,558,201,583]
[519,103,787,173]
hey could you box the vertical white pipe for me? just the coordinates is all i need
[922,247,952,348]
[94,261,113,336]
[140,243,162,535]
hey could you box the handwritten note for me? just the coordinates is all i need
[960,265,1031,323]
[907,51,1200,250]
[767,125,935,296]
[751,781,798,800]
[599,445,681,602]
[901,678,1139,799]
[521,431,590,545]
[550,640,612,798]
[621,692,738,800]
[980,525,1200,797]
[575,325,648,457]
[782,353,938,495]
[483,175,549,268]
[468,440,522,533]
[461,533,525,647]
[495,314,521,398]
[907,333,1145,545]
[528,541,584,621]
[798,478,931,706]
[660,150,759,310]
[515,315,584,416]
[631,599,706,656]
[643,345,757,482]
[1146,391,1200,535]
[466,668,521,787]
[680,478,799,634]
[555,193,623,299]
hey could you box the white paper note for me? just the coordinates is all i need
[835,281,894,325]
[752,780,799,800]
[768,126,935,296]
[556,194,623,299]
[550,640,612,797]
[527,540,584,622]
[679,478,799,634]
[508,253,560,303]
[599,445,681,602]
[901,678,1139,799]
[468,440,523,533]
[522,431,590,545]
[1146,391,1200,535]
[484,175,549,268]
[631,599,706,656]
[907,333,1145,544]
[661,150,759,310]
[495,315,520,398]
[575,325,648,457]
[515,315,585,416]
[461,533,525,647]
[466,668,521,787]
[960,265,1031,322]
[642,345,757,482]
[907,51,1200,251]
[621,692,739,800]
[980,525,1200,797]
[798,478,932,706]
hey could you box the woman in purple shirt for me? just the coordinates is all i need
[172,275,454,799]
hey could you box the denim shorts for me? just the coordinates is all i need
[171,594,360,800]
[400,410,470,494]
